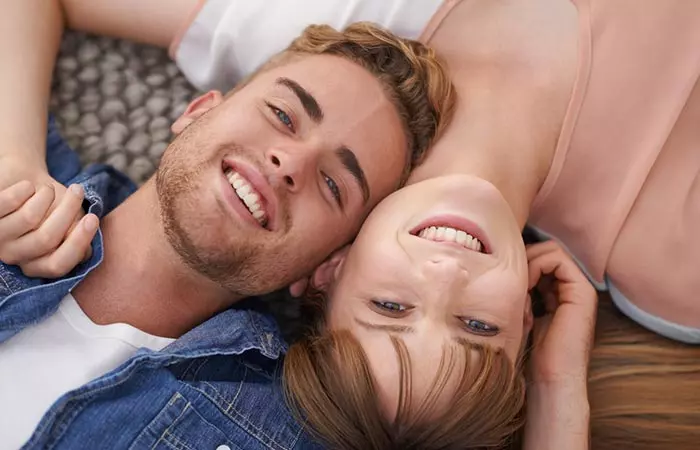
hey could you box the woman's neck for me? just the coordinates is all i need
[408,78,560,230]
[412,0,580,228]
[408,124,552,229]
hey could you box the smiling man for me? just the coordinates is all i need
[0,1,454,447]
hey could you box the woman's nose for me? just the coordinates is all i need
[424,257,470,288]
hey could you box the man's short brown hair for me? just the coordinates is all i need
[241,22,455,182]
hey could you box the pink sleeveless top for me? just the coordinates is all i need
[528,0,700,330]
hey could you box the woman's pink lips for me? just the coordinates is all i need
[409,214,492,254]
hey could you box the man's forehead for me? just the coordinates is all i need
[261,55,387,104]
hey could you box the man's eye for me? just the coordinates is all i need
[267,103,294,132]
[322,172,342,206]
[372,300,408,312]
[462,318,500,336]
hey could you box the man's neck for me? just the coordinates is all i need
[72,181,241,338]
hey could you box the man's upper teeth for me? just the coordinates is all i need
[417,226,483,252]
[225,169,267,224]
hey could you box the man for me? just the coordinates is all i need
[0,1,455,448]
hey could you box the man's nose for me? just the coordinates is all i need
[266,146,315,193]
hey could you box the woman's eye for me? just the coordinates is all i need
[323,172,342,206]
[372,300,408,312]
[267,103,294,132]
[462,318,500,336]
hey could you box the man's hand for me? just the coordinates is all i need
[0,179,99,278]
[523,240,597,450]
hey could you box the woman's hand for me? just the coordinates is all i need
[0,156,71,221]
[527,240,598,384]
[523,240,597,450]
[0,180,98,278]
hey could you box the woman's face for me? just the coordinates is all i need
[325,175,531,414]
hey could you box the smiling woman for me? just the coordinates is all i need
[284,175,534,449]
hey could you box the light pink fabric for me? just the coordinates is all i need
[530,0,700,327]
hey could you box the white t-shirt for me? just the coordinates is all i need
[0,294,174,449]
[170,0,446,91]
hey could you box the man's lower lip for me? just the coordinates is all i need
[220,173,264,229]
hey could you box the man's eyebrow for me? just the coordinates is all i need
[276,77,323,123]
[337,146,370,204]
[355,318,414,334]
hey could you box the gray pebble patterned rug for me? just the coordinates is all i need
[50,31,199,185]
[50,32,303,339]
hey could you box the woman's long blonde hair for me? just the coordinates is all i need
[589,297,700,449]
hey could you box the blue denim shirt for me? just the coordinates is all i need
[0,119,323,450]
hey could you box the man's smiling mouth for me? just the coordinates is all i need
[224,168,269,228]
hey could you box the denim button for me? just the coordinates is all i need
[216,446,231,450]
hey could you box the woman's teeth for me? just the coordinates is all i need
[224,169,267,226]
[417,226,483,252]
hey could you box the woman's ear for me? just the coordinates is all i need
[171,90,224,134]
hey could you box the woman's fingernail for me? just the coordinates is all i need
[82,214,98,232]
[69,184,83,196]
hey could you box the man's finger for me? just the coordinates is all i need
[20,214,99,278]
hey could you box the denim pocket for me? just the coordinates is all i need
[128,392,244,450]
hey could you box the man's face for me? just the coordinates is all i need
[156,54,407,296]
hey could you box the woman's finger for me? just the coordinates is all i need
[0,181,35,218]
[0,185,55,262]
[20,214,99,278]
[2,184,85,262]
[526,240,562,262]
[528,247,587,291]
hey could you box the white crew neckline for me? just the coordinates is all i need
[59,294,175,351]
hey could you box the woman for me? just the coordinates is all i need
[284,174,597,449]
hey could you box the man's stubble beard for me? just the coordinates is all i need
[155,135,303,298]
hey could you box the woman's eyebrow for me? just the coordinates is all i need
[354,317,414,334]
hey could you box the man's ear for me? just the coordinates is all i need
[171,90,224,135]
[288,246,351,298]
